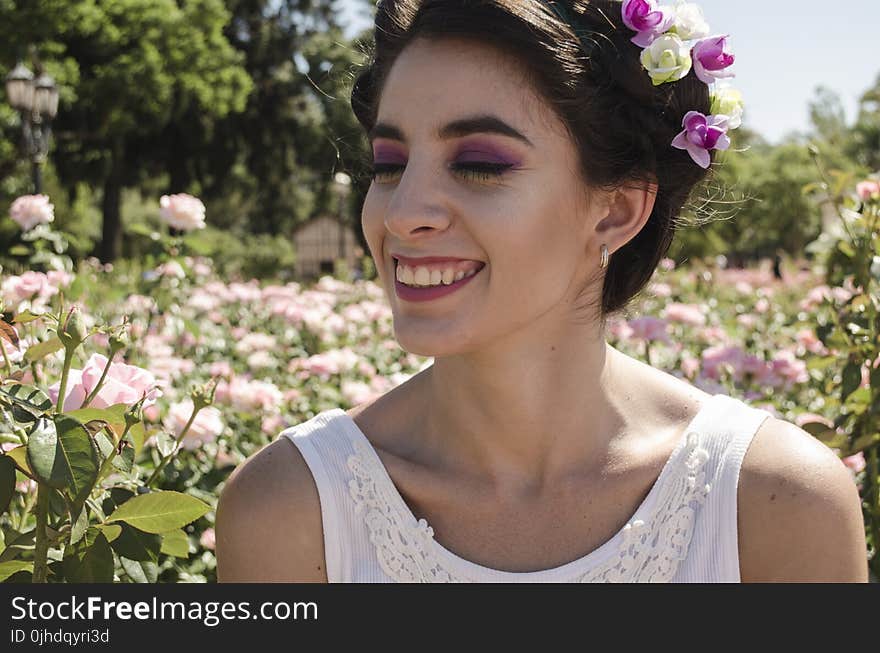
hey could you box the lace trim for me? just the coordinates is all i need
[346,431,711,583]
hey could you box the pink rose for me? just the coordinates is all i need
[856,180,880,201]
[164,399,224,450]
[200,528,216,551]
[1,271,57,307]
[663,302,706,326]
[159,193,206,231]
[625,316,671,343]
[47,353,162,411]
[9,194,54,231]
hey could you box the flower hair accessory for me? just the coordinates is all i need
[621,0,743,168]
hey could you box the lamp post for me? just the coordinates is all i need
[332,171,352,269]
[5,61,59,195]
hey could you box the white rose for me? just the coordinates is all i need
[159,193,206,231]
[671,2,710,40]
[710,85,744,129]
[639,33,692,86]
[9,194,55,231]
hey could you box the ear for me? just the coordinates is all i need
[593,179,659,255]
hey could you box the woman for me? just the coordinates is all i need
[216,0,868,582]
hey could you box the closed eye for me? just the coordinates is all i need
[369,162,515,184]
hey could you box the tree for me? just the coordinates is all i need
[849,72,880,172]
[0,0,253,262]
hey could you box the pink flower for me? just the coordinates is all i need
[794,412,833,429]
[856,180,880,201]
[47,353,162,412]
[692,35,736,84]
[46,270,73,289]
[663,302,706,326]
[621,0,675,47]
[164,399,224,450]
[671,111,731,169]
[842,452,866,475]
[9,194,54,231]
[626,316,671,343]
[1,271,58,307]
[159,193,206,231]
[199,528,216,551]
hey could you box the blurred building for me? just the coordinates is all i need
[292,214,362,280]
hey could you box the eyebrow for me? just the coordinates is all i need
[369,114,534,147]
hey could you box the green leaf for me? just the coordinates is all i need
[128,423,145,455]
[801,421,847,448]
[841,361,863,402]
[120,557,158,583]
[95,524,122,543]
[155,430,177,457]
[4,446,32,476]
[12,310,46,325]
[159,529,190,558]
[62,528,114,582]
[0,560,33,581]
[106,491,210,534]
[70,505,90,546]
[23,337,64,364]
[110,523,162,562]
[806,355,838,371]
[7,244,29,256]
[66,404,129,442]
[0,529,35,563]
[0,456,15,516]
[837,240,856,258]
[111,442,134,474]
[26,415,99,514]
[0,384,53,418]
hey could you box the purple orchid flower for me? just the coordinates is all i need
[692,35,736,84]
[671,111,731,169]
[621,0,675,48]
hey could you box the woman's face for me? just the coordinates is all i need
[362,37,610,357]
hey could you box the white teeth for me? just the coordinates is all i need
[396,262,481,288]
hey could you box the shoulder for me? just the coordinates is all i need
[215,434,327,582]
[736,416,868,582]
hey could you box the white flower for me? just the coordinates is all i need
[639,33,692,86]
[671,1,710,40]
[9,194,54,231]
[710,85,744,129]
[159,193,206,231]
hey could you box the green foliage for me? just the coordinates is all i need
[801,151,880,579]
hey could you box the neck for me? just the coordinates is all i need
[415,327,632,489]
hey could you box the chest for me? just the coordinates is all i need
[352,439,686,575]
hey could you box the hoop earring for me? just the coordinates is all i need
[600,244,609,269]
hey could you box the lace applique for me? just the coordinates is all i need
[346,431,711,583]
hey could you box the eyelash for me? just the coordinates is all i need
[369,162,514,184]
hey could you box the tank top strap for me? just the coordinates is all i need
[279,409,363,583]
[675,393,774,582]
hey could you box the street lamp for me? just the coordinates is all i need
[5,61,59,194]
[332,171,352,269]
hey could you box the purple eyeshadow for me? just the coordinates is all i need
[454,139,522,166]
[372,144,406,164]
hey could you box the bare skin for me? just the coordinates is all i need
[216,37,868,582]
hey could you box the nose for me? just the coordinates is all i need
[383,159,453,238]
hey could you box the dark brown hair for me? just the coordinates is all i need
[351,0,715,322]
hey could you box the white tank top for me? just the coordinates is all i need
[279,393,772,582]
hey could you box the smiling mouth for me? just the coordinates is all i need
[392,257,487,288]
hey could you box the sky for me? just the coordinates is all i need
[335,0,879,145]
